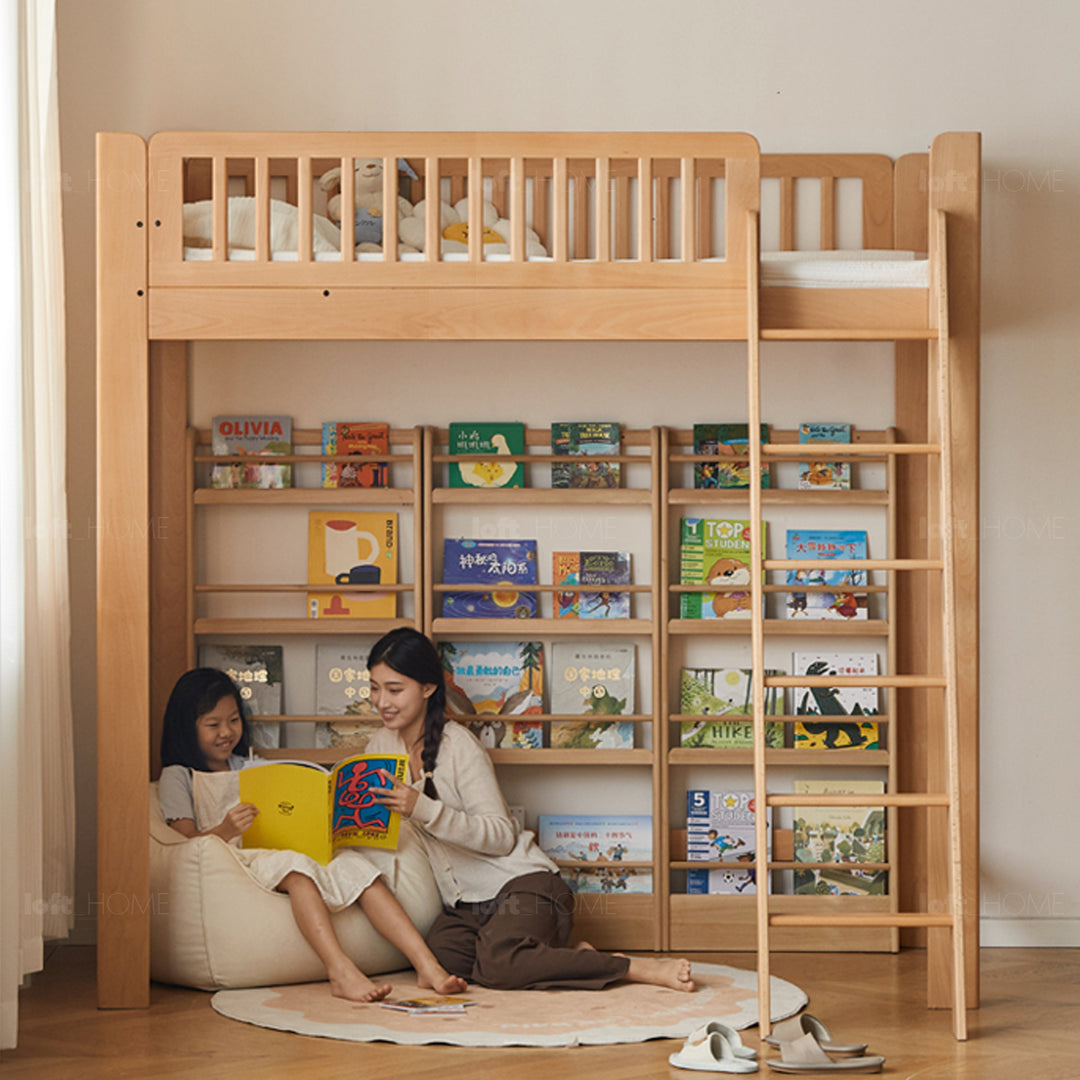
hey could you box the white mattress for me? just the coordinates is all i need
[181,246,929,288]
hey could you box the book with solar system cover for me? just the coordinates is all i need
[442,538,538,619]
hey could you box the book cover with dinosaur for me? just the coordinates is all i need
[798,422,852,490]
[548,643,635,750]
[791,652,880,750]
[686,789,771,895]
[552,550,631,619]
[537,814,652,894]
[784,528,868,620]
[448,422,525,489]
[438,640,544,749]
[679,667,784,748]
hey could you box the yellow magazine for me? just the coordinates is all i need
[238,752,407,864]
[307,511,398,619]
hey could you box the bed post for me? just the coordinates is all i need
[96,133,151,1008]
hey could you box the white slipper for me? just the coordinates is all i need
[686,1021,757,1060]
[669,1031,759,1073]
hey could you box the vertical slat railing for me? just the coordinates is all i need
[510,156,526,262]
[573,164,589,258]
[552,157,568,262]
[297,156,313,262]
[336,157,355,263]
[614,174,631,260]
[595,157,611,262]
[697,173,712,260]
[820,175,836,250]
[680,158,695,261]
[638,157,653,263]
[211,156,227,260]
[468,156,483,263]
[424,158,440,261]
[779,176,795,251]
[380,156,397,262]
[253,156,270,263]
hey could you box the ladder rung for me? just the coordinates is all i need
[770,913,954,928]
[767,559,944,571]
[767,793,951,808]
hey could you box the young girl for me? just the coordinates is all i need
[157,667,467,1002]
[366,628,695,993]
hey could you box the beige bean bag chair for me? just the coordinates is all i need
[149,782,442,989]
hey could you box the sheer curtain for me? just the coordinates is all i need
[0,0,75,1050]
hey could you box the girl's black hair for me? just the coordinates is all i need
[368,627,445,799]
[160,667,252,772]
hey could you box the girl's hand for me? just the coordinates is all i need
[371,777,419,817]
[217,802,259,841]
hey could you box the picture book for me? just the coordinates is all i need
[448,422,525,489]
[798,422,852,490]
[792,779,887,896]
[679,518,765,620]
[197,643,282,749]
[692,423,770,489]
[238,752,408,864]
[442,538,538,619]
[686,789,771,895]
[379,996,476,1015]
[552,550,631,619]
[784,529,868,621]
[537,814,652,894]
[307,511,398,619]
[211,415,292,489]
[550,422,621,488]
[321,421,389,488]
[549,643,635,750]
[313,643,382,753]
[678,667,784,749]
[439,640,544,749]
[791,652,880,750]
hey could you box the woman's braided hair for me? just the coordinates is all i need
[368,627,446,800]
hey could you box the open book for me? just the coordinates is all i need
[237,753,407,864]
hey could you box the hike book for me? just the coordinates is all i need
[692,423,770,489]
[798,422,852,490]
[448,422,525,489]
[238,752,408,864]
[537,814,652,894]
[321,421,389,488]
[442,538,538,619]
[549,642,635,750]
[792,779,887,896]
[197,644,283,749]
[686,789,771,895]
[553,550,631,619]
[679,518,765,620]
[784,529,868,621]
[307,511,398,620]
[439,640,544,749]
[791,651,880,750]
[550,422,621,488]
[313,643,382,753]
[679,667,784,749]
[211,415,292,489]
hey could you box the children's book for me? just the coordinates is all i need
[197,643,282,749]
[784,529,868,621]
[321,421,389,488]
[211,415,292,489]
[693,423,770,489]
[379,996,476,1015]
[238,752,408,864]
[686,789,771,895]
[442,538,538,619]
[307,511,398,619]
[313,643,382,752]
[550,422,621,488]
[791,652,880,750]
[792,779,887,895]
[448,422,525,489]
[679,518,765,620]
[549,643,635,750]
[679,667,784,748]
[552,551,631,619]
[439,640,544,749]
[798,422,852,490]
[537,814,652,893]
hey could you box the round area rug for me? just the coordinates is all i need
[210,960,808,1047]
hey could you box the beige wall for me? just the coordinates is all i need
[58,0,1080,947]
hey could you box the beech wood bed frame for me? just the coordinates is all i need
[96,131,980,1038]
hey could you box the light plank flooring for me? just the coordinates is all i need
[3,946,1077,1078]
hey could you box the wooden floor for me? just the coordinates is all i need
[3,946,1077,1078]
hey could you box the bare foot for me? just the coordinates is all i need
[416,961,468,996]
[328,962,393,1003]
[625,955,695,993]
[574,940,597,951]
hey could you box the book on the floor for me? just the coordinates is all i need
[237,752,408,864]
[313,643,382,752]
[792,779,887,896]
[197,643,283,749]
[442,538,538,619]
[784,529,868,621]
[548,642,635,750]
[448,422,525,488]
[679,517,765,620]
[553,550,631,619]
[439,640,544,749]
[550,421,621,488]
[211,415,292,489]
[321,421,389,488]
[791,652,880,750]
[307,511,398,619]
[379,996,476,1015]
[798,422,852,490]
[678,667,784,748]
[686,789,771,895]
[537,813,652,894]
[692,423,770,489]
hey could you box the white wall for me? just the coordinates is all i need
[57,0,1080,947]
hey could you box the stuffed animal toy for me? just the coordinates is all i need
[399,195,547,257]
[318,158,418,248]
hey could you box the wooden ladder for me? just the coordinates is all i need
[743,210,970,1041]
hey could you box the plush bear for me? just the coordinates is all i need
[399,195,547,257]
[318,158,418,248]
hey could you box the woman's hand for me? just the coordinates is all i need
[216,801,259,841]
[371,776,420,817]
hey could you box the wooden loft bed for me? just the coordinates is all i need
[96,131,980,1038]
